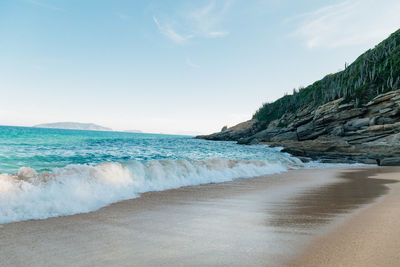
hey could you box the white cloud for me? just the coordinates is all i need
[153,0,231,44]
[290,0,400,48]
[187,0,231,38]
[153,16,193,44]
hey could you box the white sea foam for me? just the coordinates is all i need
[0,158,303,224]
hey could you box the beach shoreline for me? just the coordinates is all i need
[1,166,399,266]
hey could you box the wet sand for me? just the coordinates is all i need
[290,167,400,266]
[0,167,398,266]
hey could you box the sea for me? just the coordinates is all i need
[0,125,328,224]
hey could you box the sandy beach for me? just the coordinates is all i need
[290,167,400,266]
[1,167,399,266]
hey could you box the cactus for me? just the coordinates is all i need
[253,29,400,123]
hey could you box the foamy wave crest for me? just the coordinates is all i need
[0,158,301,224]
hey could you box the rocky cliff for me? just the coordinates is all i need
[197,29,400,166]
[198,90,400,165]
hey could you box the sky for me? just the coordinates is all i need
[1,0,400,135]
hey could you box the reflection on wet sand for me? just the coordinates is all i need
[267,168,397,231]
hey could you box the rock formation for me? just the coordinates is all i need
[198,90,400,165]
[197,29,400,165]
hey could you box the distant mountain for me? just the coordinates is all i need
[34,122,112,131]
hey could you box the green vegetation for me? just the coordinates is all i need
[253,29,400,124]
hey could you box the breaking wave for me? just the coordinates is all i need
[0,157,302,224]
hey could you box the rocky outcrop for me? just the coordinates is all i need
[196,120,267,141]
[197,90,400,165]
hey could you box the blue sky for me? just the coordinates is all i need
[1,0,400,134]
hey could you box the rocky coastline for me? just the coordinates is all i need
[197,90,400,165]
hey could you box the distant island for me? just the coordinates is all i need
[34,122,112,131]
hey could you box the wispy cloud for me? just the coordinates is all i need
[153,0,231,44]
[26,0,64,11]
[208,31,229,37]
[289,0,400,48]
[186,57,200,68]
[187,0,231,38]
[153,16,193,44]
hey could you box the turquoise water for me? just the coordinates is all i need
[0,125,306,224]
[0,126,294,174]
